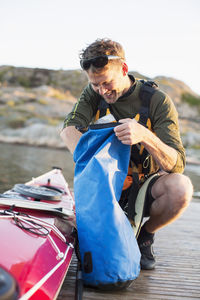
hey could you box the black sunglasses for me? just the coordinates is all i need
[80,55,121,70]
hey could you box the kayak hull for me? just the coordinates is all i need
[0,169,75,300]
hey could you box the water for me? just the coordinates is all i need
[0,143,75,193]
[184,148,200,200]
[0,143,200,201]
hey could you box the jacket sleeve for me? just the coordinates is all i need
[150,90,186,173]
[63,84,100,128]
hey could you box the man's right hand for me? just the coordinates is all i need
[60,126,82,154]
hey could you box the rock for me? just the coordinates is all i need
[0,124,65,148]
[0,66,88,97]
[177,103,200,119]
[182,132,200,148]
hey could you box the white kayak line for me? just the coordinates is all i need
[0,209,75,299]
[18,243,74,300]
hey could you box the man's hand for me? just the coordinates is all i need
[114,118,178,171]
[114,118,147,145]
[60,126,82,154]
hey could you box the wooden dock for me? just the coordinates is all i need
[57,201,200,300]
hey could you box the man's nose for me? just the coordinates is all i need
[98,85,108,95]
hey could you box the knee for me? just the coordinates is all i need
[166,173,193,210]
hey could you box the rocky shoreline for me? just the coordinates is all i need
[0,66,200,152]
[0,123,65,149]
[0,119,200,159]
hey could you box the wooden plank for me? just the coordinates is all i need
[57,202,200,299]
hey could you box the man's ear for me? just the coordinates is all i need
[122,63,128,76]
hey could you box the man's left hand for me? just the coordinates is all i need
[114,118,146,145]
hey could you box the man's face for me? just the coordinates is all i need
[86,65,125,104]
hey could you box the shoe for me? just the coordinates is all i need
[137,225,156,270]
[139,238,156,270]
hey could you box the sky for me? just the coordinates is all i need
[1,0,200,95]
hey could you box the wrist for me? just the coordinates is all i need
[140,126,152,145]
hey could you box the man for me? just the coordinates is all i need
[60,38,193,270]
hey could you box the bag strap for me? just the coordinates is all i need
[138,80,158,127]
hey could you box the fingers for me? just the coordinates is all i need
[117,118,132,124]
[114,120,133,145]
[114,127,128,137]
[114,119,133,133]
[120,137,133,145]
[113,118,142,145]
[114,119,136,134]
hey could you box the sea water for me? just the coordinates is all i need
[0,143,200,201]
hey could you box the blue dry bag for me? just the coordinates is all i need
[73,125,141,290]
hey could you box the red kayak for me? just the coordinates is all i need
[0,168,76,300]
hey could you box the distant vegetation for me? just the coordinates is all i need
[181,93,200,108]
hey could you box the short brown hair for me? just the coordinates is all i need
[79,38,125,61]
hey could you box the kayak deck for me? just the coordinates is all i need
[58,201,200,300]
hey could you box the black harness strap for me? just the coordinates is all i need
[98,99,110,118]
[130,80,158,173]
[138,80,158,127]
[127,172,140,222]
[127,80,158,221]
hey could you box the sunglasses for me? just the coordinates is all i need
[80,55,121,70]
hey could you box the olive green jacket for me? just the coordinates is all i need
[63,77,185,173]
